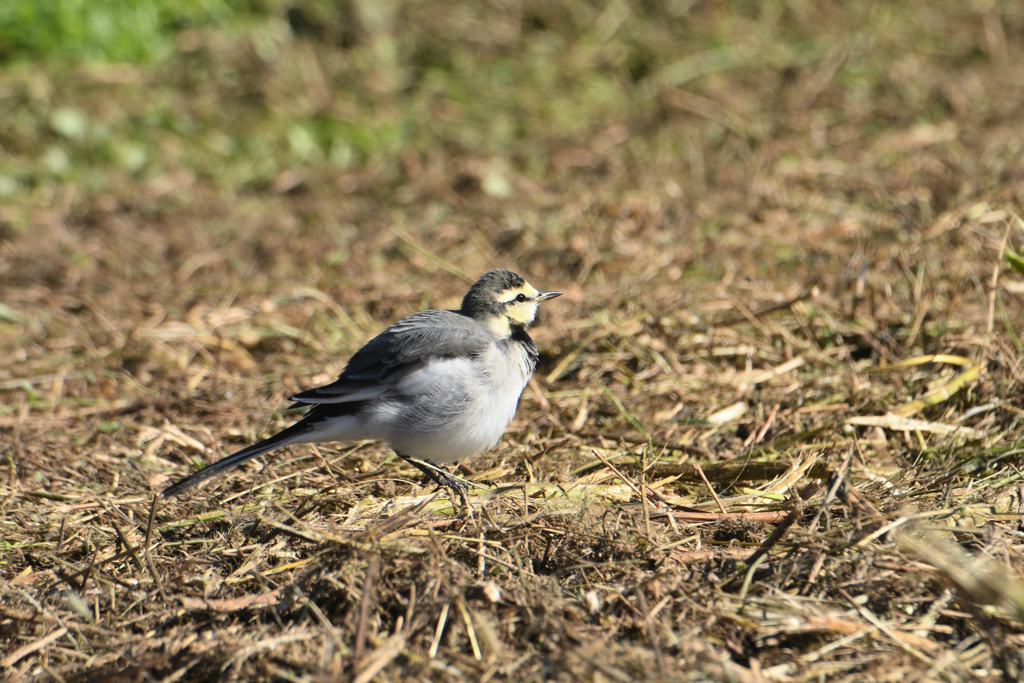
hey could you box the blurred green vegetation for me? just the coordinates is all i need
[0,0,237,63]
[0,0,1012,207]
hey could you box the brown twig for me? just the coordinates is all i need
[258,495,317,544]
[745,493,804,567]
[354,554,380,663]
[656,510,791,523]
[806,449,853,533]
[1,626,68,669]
[988,220,1013,334]
[353,632,406,683]
[590,449,647,514]
[79,547,100,593]
[646,460,833,482]
[693,463,727,514]
[640,448,652,539]
[145,494,167,600]
[178,586,286,612]
[754,403,780,444]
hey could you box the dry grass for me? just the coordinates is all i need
[3,1,1024,681]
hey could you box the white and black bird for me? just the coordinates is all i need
[162,269,561,504]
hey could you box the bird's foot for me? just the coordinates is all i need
[427,470,472,514]
[398,454,474,518]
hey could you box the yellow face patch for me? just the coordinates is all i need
[503,283,541,327]
[486,282,542,334]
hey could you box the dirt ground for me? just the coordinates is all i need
[2,1,1024,681]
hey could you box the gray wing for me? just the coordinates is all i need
[291,310,491,404]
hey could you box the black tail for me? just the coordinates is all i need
[161,421,311,497]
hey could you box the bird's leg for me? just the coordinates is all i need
[397,454,471,515]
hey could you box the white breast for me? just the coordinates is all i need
[377,342,535,464]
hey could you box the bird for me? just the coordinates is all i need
[162,269,562,507]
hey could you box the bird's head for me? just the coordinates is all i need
[460,269,562,337]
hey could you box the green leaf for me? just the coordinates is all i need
[1004,248,1024,276]
[0,303,25,323]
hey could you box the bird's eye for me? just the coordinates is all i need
[513,293,528,303]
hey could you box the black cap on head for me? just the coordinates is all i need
[460,269,525,314]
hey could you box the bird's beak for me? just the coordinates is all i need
[536,291,563,302]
